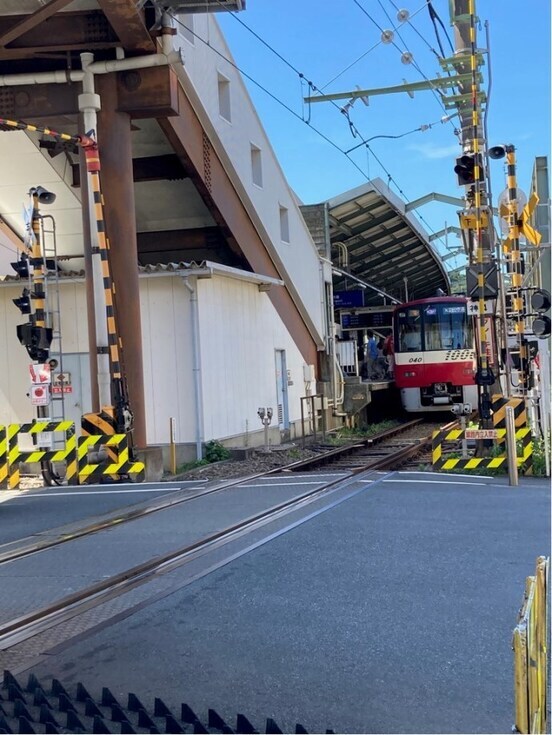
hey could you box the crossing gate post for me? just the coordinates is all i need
[78,434,145,484]
[0,426,7,489]
[513,556,549,734]
[506,406,519,486]
[7,421,78,490]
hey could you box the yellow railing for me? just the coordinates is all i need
[513,556,549,733]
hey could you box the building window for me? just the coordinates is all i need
[251,144,263,187]
[279,205,290,243]
[180,14,194,44]
[217,73,231,122]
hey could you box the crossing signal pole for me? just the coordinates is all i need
[13,188,55,364]
[449,0,498,427]
[488,143,547,392]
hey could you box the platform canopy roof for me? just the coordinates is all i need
[327,178,450,307]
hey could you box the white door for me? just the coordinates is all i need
[51,353,92,434]
[275,349,289,431]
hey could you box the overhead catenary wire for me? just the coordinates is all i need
[351,0,459,134]
[169,11,458,257]
[168,12,370,182]
[385,0,442,58]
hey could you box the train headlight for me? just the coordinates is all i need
[404,371,416,377]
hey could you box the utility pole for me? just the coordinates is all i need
[449,0,497,427]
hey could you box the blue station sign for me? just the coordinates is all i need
[333,290,364,308]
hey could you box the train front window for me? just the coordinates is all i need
[424,303,470,350]
[396,308,422,351]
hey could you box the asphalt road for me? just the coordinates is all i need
[25,471,550,734]
[0,481,194,545]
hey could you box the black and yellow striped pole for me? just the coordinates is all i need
[488,142,542,397]
[468,0,493,423]
[79,136,131,438]
[504,146,527,392]
[452,0,496,426]
[0,116,132,439]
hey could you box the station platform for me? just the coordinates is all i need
[0,470,549,734]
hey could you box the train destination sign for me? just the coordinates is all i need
[340,307,394,331]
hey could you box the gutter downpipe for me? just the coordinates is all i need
[79,51,111,408]
[182,276,205,461]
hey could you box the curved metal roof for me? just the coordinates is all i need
[328,178,450,306]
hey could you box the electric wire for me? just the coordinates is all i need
[319,2,426,90]
[426,0,455,55]
[170,11,456,256]
[168,13,370,182]
[386,0,442,58]
[351,0,458,133]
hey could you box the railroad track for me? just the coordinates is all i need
[0,418,446,568]
[0,417,454,658]
[283,418,453,473]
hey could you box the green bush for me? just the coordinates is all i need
[327,420,401,445]
[176,459,209,473]
[204,440,230,463]
[519,434,550,477]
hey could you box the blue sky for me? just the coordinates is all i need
[217,0,551,272]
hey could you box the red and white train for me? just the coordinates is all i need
[393,296,478,412]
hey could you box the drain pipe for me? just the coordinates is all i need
[182,276,205,461]
[0,51,180,88]
[0,14,180,88]
[79,51,111,408]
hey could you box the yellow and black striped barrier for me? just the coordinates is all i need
[78,434,144,484]
[513,556,548,734]
[7,421,78,490]
[432,427,533,474]
[492,394,527,429]
[0,426,7,489]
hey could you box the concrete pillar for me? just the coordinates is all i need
[96,73,147,448]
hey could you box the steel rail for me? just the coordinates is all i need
[0,468,375,650]
[0,420,456,649]
[0,420,420,566]
[285,419,423,472]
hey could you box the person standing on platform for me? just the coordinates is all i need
[366,331,378,379]
[383,332,395,378]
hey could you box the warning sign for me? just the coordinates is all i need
[29,363,51,385]
[30,384,50,407]
[465,429,499,440]
[52,372,73,394]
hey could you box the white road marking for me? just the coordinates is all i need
[239,481,327,487]
[383,479,487,486]
[7,488,201,498]
[398,471,491,480]
[258,473,346,479]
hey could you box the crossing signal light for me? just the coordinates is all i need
[16,323,53,362]
[11,255,29,279]
[454,153,484,186]
[13,288,31,315]
[531,289,551,338]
